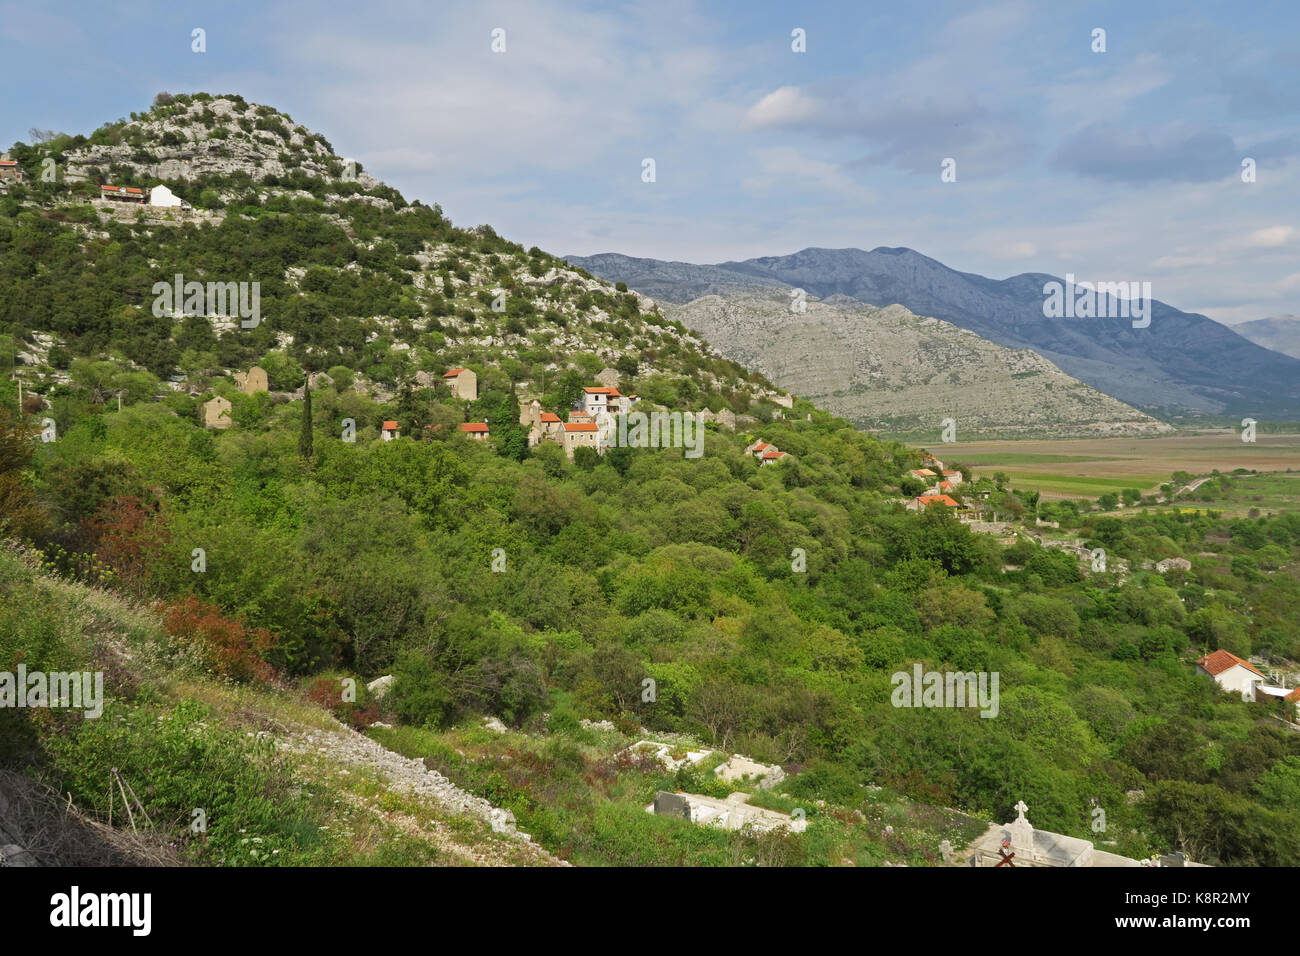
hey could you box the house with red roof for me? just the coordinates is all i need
[442,367,478,401]
[100,184,148,203]
[381,420,400,441]
[941,470,963,484]
[0,155,22,183]
[1196,650,1265,700]
[581,386,625,417]
[905,494,961,511]
[561,420,601,459]
[458,421,490,441]
[760,449,789,466]
[909,468,937,480]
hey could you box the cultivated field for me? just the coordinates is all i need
[937,431,1300,500]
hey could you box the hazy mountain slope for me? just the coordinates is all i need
[569,247,1300,420]
[1233,316,1300,359]
[665,291,1171,437]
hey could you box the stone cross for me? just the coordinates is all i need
[1014,800,1029,823]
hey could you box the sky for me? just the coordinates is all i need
[2,0,1298,325]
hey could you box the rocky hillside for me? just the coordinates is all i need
[0,93,789,420]
[665,291,1171,438]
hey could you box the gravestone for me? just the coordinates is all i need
[652,791,692,819]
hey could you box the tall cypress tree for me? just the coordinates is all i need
[298,376,313,458]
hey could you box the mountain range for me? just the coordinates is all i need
[567,249,1300,421]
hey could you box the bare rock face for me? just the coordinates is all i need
[665,291,1173,439]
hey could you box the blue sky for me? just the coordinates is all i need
[3,0,1298,324]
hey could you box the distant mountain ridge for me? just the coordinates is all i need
[567,247,1300,420]
[1232,316,1300,360]
[664,291,1171,439]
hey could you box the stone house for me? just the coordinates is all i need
[562,420,600,459]
[941,470,963,484]
[760,449,789,466]
[442,367,478,401]
[909,468,937,481]
[0,156,22,182]
[234,365,269,395]
[202,395,232,429]
[520,400,564,447]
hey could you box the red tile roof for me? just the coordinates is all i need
[761,450,787,460]
[459,422,489,433]
[0,161,17,167]
[1285,687,1300,704]
[583,386,620,395]
[443,368,467,377]
[382,420,399,430]
[916,494,960,507]
[942,470,961,476]
[911,468,937,477]
[939,481,956,491]
[564,422,598,432]
[1196,650,1263,678]
[753,442,770,451]
[540,412,561,423]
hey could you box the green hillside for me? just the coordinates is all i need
[2,94,1300,866]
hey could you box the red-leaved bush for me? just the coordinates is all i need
[82,495,169,598]
[157,596,276,683]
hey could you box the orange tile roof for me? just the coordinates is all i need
[564,422,598,432]
[939,481,956,491]
[753,442,770,450]
[1196,650,1264,678]
[540,412,561,422]
[1285,687,1300,703]
[443,367,466,377]
[0,161,17,167]
[382,420,399,430]
[583,386,620,395]
[459,422,490,433]
[942,470,961,476]
[761,450,787,460]
[911,468,937,477]
[916,494,960,507]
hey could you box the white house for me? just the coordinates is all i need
[381,420,400,441]
[582,386,626,418]
[1196,649,1265,700]
[148,184,191,209]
